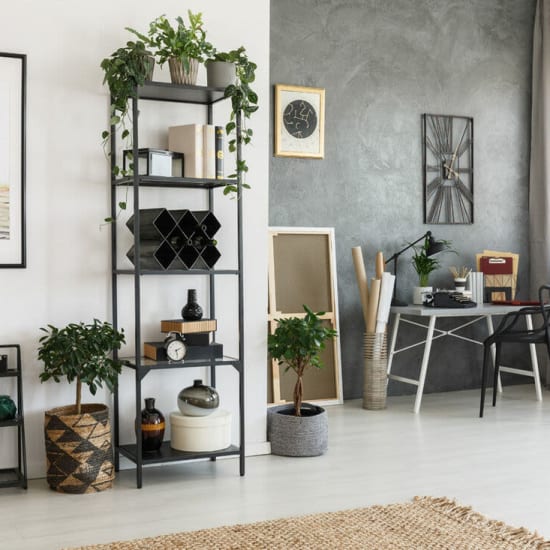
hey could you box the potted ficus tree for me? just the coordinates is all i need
[38,319,125,494]
[267,305,337,457]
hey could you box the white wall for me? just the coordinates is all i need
[0,0,270,477]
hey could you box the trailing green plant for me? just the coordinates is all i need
[215,46,258,196]
[411,236,453,286]
[127,11,213,70]
[267,305,337,416]
[38,320,126,415]
[100,39,154,220]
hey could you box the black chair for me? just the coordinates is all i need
[479,285,550,417]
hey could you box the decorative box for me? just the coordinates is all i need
[170,409,231,452]
[123,148,183,177]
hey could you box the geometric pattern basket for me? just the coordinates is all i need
[363,332,388,410]
[44,404,114,494]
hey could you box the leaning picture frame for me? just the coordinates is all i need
[0,52,26,268]
[274,84,325,159]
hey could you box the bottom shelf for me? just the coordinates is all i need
[118,441,240,465]
[0,467,26,489]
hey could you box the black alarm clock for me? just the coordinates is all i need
[163,332,187,362]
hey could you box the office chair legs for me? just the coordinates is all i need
[492,343,502,407]
[480,342,492,417]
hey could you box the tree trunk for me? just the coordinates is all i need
[76,378,82,415]
[294,373,303,416]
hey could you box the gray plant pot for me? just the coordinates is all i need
[267,403,328,457]
[206,61,236,88]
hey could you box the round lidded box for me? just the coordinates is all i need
[170,409,231,452]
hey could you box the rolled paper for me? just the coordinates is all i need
[376,272,396,333]
[375,251,385,280]
[367,277,381,333]
[352,247,369,326]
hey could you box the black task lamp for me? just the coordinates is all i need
[385,231,446,306]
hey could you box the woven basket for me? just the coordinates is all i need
[44,403,114,494]
[363,332,388,410]
[168,57,199,85]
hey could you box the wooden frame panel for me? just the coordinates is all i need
[268,227,343,405]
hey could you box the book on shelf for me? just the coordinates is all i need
[144,341,223,361]
[203,124,216,179]
[168,124,203,178]
[215,125,224,179]
[160,318,217,334]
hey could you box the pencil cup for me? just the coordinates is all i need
[363,332,388,410]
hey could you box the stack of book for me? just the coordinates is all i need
[168,124,225,180]
[144,318,223,361]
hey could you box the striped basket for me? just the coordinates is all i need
[363,332,388,410]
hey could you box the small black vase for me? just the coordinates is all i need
[182,289,203,321]
[140,397,165,453]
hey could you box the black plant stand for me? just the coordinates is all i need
[0,344,27,489]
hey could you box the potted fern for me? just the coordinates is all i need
[38,319,125,493]
[267,305,337,456]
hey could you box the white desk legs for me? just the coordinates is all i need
[413,316,437,414]
[526,315,543,401]
[386,313,401,378]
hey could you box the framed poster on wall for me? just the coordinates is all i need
[274,84,325,159]
[0,52,26,268]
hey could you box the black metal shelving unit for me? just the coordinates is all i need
[110,82,245,489]
[0,344,27,489]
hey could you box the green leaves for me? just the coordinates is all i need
[38,320,126,411]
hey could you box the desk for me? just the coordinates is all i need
[387,304,543,413]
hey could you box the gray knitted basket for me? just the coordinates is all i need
[268,403,328,457]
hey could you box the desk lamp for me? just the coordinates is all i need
[385,231,446,306]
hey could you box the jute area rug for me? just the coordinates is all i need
[68,496,550,550]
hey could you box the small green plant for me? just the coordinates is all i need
[127,11,213,70]
[100,39,154,220]
[411,235,452,286]
[267,305,337,416]
[38,320,126,415]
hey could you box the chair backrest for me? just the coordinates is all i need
[538,284,550,356]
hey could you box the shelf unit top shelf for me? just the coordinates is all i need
[114,268,239,276]
[137,81,228,105]
[0,369,18,378]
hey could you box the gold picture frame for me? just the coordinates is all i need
[274,84,325,159]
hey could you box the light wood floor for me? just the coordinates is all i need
[2,385,550,549]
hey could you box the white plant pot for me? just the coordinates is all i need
[206,60,236,88]
[413,286,432,305]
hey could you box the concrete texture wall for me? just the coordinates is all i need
[270,0,537,398]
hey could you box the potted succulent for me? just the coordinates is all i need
[411,235,452,304]
[128,11,213,85]
[38,319,125,494]
[267,305,337,457]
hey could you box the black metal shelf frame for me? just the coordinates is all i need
[0,344,27,489]
[110,82,245,489]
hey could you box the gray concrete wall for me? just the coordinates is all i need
[270,0,536,398]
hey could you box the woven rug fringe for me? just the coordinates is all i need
[414,496,550,549]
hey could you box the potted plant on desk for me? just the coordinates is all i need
[267,305,337,457]
[38,319,125,493]
[411,235,452,304]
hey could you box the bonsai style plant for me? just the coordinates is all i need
[38,319,125,493]
[267,305,337,457]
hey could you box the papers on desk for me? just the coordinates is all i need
[352,247,395,333]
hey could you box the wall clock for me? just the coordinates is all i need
[422,114,474,224]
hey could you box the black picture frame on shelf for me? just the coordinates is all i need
[0,52,26,268]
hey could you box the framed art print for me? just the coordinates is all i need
[0,52,26,267]
[274,84,325,159]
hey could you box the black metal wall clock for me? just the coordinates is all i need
[422,114,474,224]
